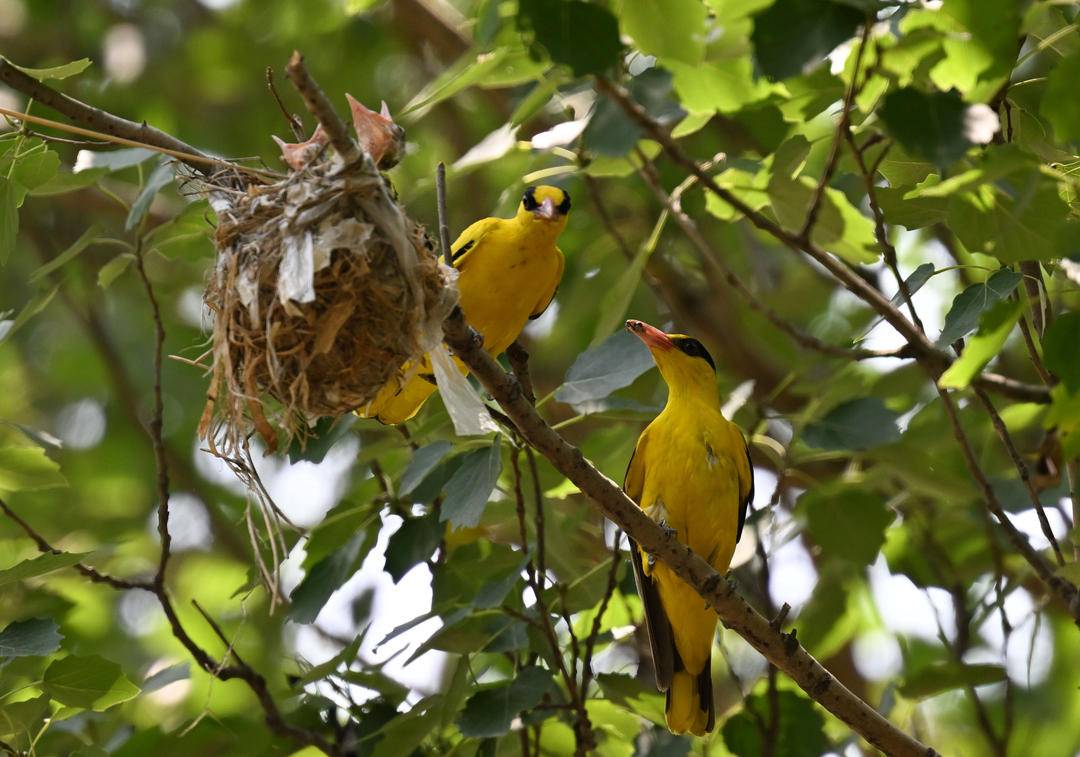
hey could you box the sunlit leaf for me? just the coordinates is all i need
[938,299,1022,389]
[1040,51,1080,144]
[620,0,707,64]
[11,57,92,80]
[0,444,68,492]
[899,662,1005,699]
[43,654,139,710]
[0,551,92,587]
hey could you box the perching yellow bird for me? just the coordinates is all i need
[623,319,753,736]
[359,185,570,424]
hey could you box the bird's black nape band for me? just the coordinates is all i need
[672,337,716,371]
[557,189,571,215]
[522,186,539,211]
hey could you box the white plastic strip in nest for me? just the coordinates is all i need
[278,230,316,305]
[430,344,498,437]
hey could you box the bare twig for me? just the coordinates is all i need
[266,66,306,141]
[800,21,872,242]
[972,386,1066,565]
[0,59,210,175]
[435,161,453,260]
[0,497,152,592]
[506,341,536,404]
[442,309,939,757]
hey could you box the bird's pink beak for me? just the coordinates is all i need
[534,196,559,220]
[626,319,672,351]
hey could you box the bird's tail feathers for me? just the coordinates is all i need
[664,661,714,736]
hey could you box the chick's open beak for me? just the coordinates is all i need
[534,196,559,220]
[626,319,673,351]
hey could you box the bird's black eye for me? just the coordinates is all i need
[557,190,571,215]
[522,186,539,212]
[673,337,716,371]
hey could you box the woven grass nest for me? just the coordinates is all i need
[197,122,455,455]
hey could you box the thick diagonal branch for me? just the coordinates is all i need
[442,310,936,757]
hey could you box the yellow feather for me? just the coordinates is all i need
[624,325,753,735]
[359,186,569,424]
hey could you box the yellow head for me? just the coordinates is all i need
[515,185,571,235]
[626,319,717,402]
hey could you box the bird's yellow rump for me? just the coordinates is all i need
[358,185,570,424]
[623,319,753,736]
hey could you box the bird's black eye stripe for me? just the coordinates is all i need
[522,186,539,211]
[557,190,571,215]
[673,337,716,371]
[450,239,474,264]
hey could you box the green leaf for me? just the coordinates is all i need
[293,634,363,687]
[590,225,660,343]
[286,415,356,464]
[0,285,60,346]
[621,0,707,64]
[722,690,828,757]
[803,397,901,451]
[877,177,949,229]
[11,57,92,80]
[946,171,1077,264]
[126,162,174,231]
[370,696,443,757]
[930,0,1020,98]
[384,512,442,583]
[402,49,512,119]
[0,444,68,491]
[938,299,1022,389]
[555,330,655,407]
[141,662,190,693]
[668,57,772,115]
[11,149,60,193]
[890,263,935,307]
[1041,51,1080,144]
[801,485,895,565]
[518,0,622,77]
[29,224,103,283]
[96,253,135,289]
[73,147,156,173]
[767,175,879,264]
[0,551,92,587]
[0,694,49,740]
[289,531,372,624]
[705,167,771,222]
[43,654,139,710]
[457,666,555,738]
[751,0,863,80]
[0,176,18,264]
[899,661,1005,699]
[400,441,453,496]
[595,673,665,726]
[937,269,1021,346]
[880,88,971,168]
[1043,313,1080,393]
[440,437,503,529]
[0,617,63,658]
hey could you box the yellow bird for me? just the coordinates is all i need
[623,319,753,736]
[359,186,570,424]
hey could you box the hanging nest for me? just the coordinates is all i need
[197,127,455,456]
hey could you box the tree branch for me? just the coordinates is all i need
[442,310,938,757]
[284,51,357,164]
[0,59,211,175]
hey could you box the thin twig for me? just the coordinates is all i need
[799,20,872,241]
[435,161,453,260]
[266,66,306,141]
[972,385,1065,565]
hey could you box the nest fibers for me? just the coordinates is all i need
[198,151,456,455]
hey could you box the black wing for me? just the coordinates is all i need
[736,441,753,542]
